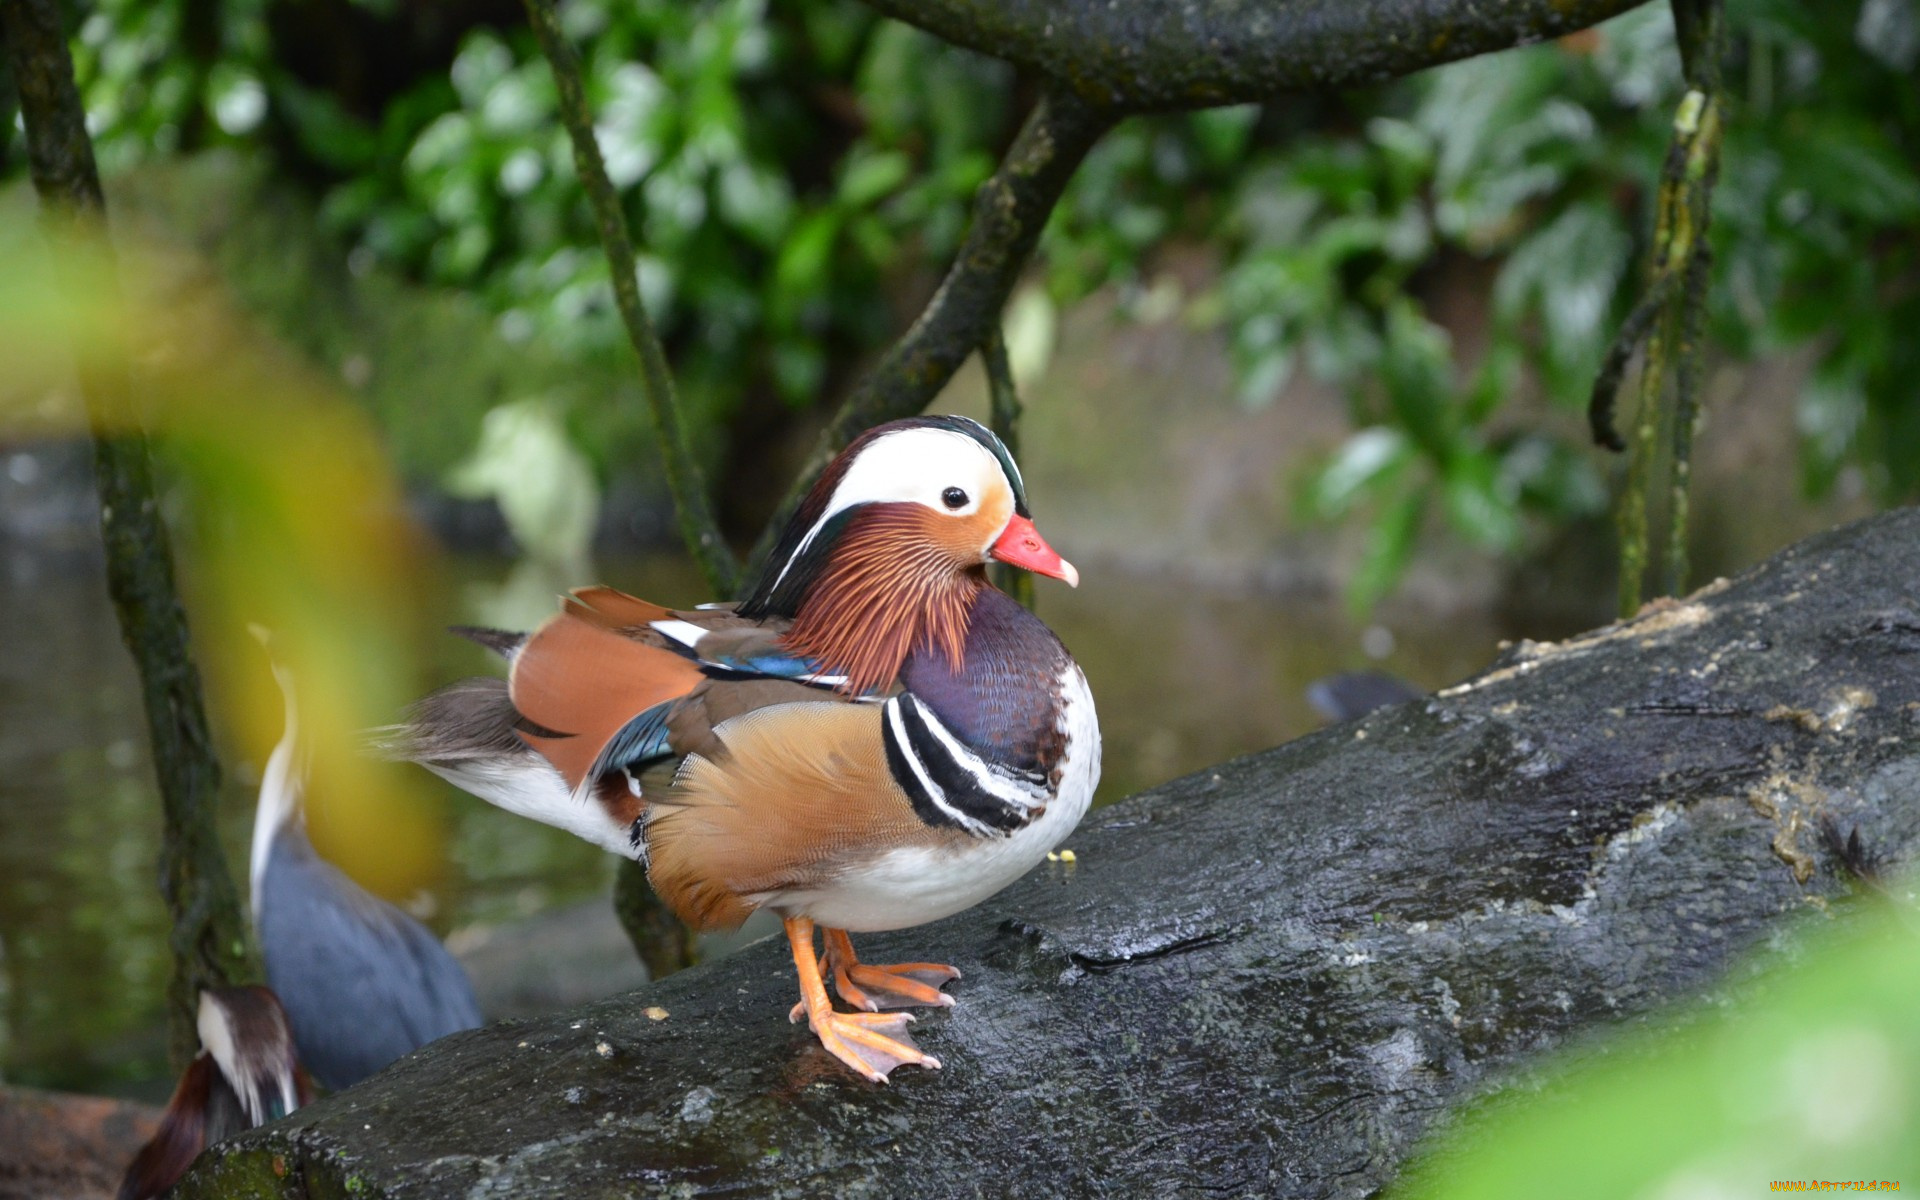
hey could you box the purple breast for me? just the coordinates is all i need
[898,588,1070,778]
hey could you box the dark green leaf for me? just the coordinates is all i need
[1350,487,1426,616]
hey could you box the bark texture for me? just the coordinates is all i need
[177,509,1920,1198]
[2,0,251,1069]
[857,0,1655,110]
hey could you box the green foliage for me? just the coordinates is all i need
[330,1,1004,416]
[1047,1,1920,605]
[12,0,1913,603]
[1399,894,1920,1197]
[25,0,1008,471]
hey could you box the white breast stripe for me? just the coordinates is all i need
[884,698,996,838]
[903,695,1047,812]
[759,657,1100,933]
[649,619,707,649]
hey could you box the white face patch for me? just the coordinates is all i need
[771,427,1012,593]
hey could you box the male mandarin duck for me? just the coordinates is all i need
[393,415,1099,1081]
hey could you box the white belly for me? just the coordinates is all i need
[769,662,1101,933]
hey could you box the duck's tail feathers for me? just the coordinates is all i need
[449,625,526,661]
[375,678,643,860]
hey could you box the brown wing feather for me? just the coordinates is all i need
[663,676,824,763]
[566,586,675,632]
[677,624,795,666]
[509,603,704,791]
[646,703,962,930]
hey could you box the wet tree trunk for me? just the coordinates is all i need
[1,0,251,1069]
[175,509,1920,1197]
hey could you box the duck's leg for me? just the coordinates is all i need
[783,916,940,1083]
[821,927,961,1012]
[784,927,961,1018]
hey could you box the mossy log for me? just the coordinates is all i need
[177,509,1920,1198]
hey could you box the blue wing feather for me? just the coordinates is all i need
[590,704,676,780]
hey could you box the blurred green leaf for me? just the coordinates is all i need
[445,400,598,571]
[771,338,826,402]
[276,81,379,173]
[1002,285,1058,391]
[1442,450,1521,551]
[771,210,840,321]
[1401,904,1920,1199]
[207,64,267,136]
[1350,488,1425,617]
[1797,362,1866,499]
[717,159,792,246]
[1191,105,1260,167]
[1782,116,1920,223]
[1380,300,1457,458]
[1308,427,1413,519]
[1856,0,1920,70]
[837,150,912,209]
[451,32,513,109]
[1501,434,1608,518]
[1494,200,1631,397]
[1237,347,1295,408]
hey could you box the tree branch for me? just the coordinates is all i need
[745,91,1113,584]
[1611,0,1726,615]
[180,508,1920,1198]
[982,325,1034,608]
[1659,0,1726,601]
[856,0,1655,111]
[612,856,697,981]
[2,0,251,1069]
[1587,274,1670,452]
[522,0,739,596]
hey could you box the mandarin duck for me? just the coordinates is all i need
[393,415,1099,1081]
[252,634,482,1091]
[119,987,308,1200]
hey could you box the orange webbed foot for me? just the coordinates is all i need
[784,917,943,1083]
[825,927,960,1012]
[803,1010,941,1083]
[786,928,963,1020]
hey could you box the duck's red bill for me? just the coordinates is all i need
[990,515,1079,587]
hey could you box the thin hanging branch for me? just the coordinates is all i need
[982,325,1034,609]
[745,91,1113,586]
[1587,274,1670,451]
[2,0,251,1069]
[1663,221,1717,597]
[522,0,738,596]
[613,855,697,981]
[1661,0,1725,599]
[1604,0,1726,616]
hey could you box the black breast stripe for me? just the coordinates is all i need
[883,696,1036,836]
[881,704,968,834]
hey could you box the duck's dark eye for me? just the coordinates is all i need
[941,487,968,510]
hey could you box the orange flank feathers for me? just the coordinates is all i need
[647,702,961,930]
[507,590,702,792]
